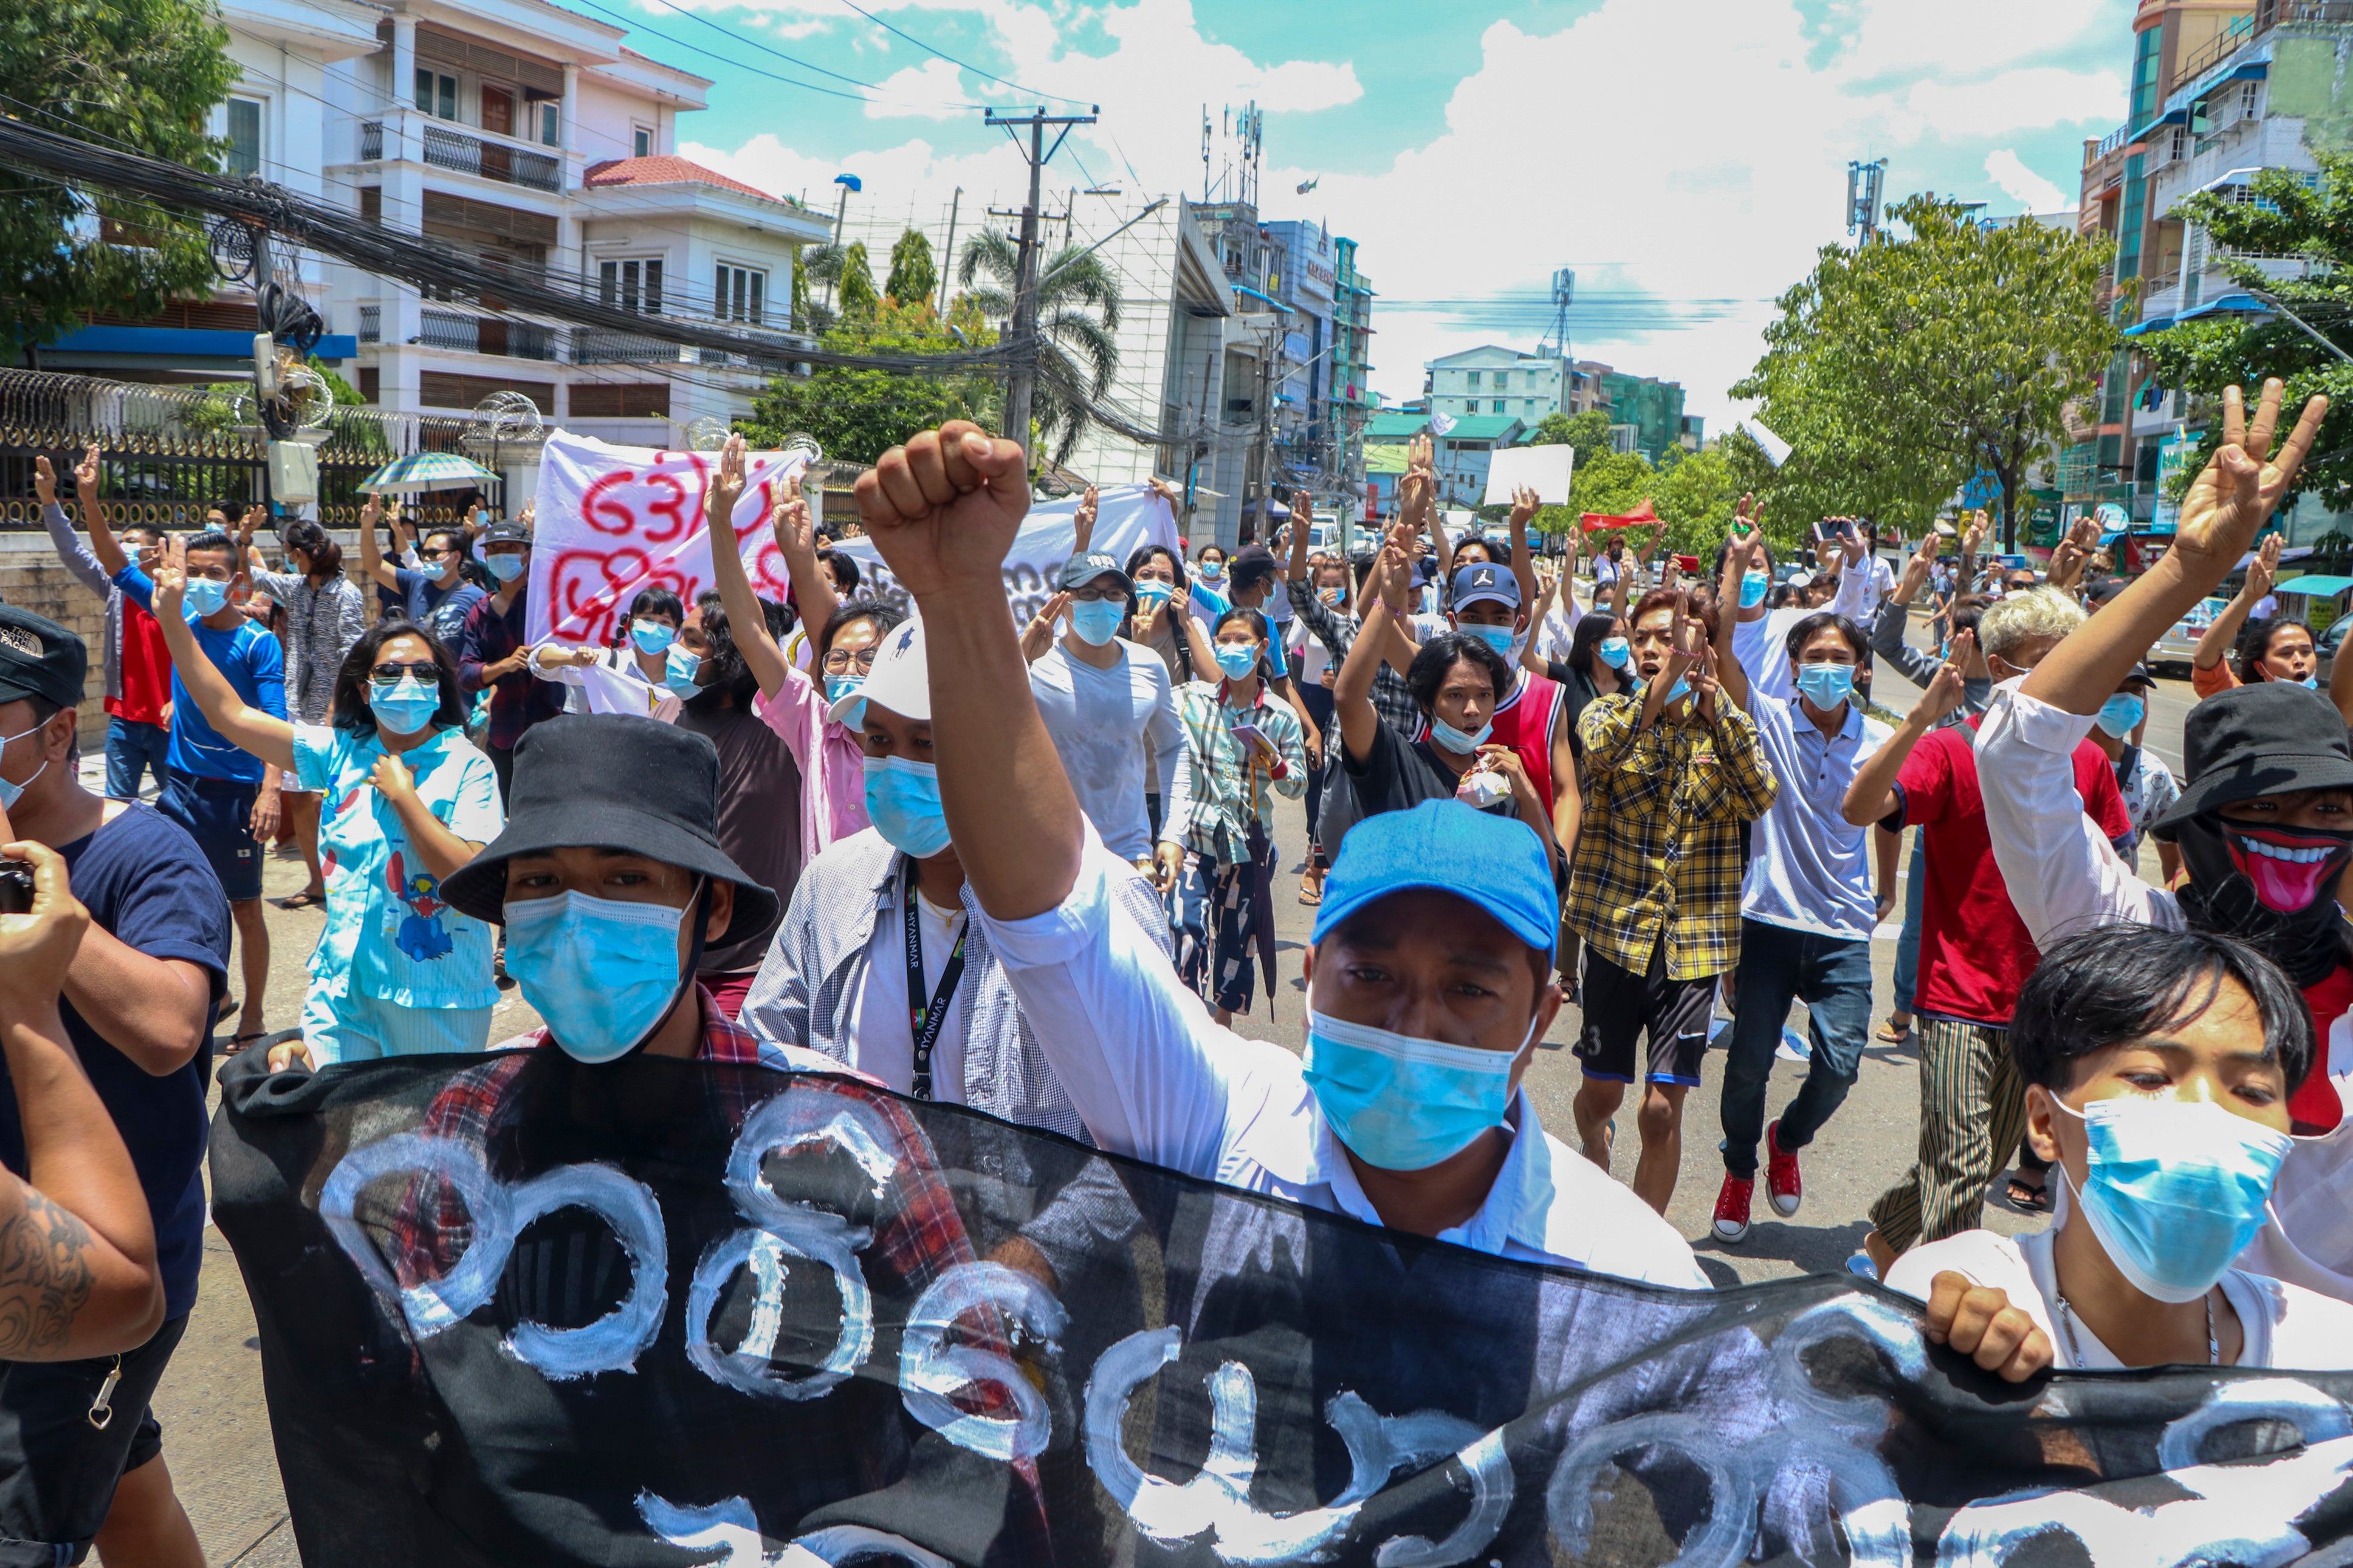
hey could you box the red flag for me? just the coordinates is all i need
[1579,498,1658,532]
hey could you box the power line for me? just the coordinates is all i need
[826,0,1091,106]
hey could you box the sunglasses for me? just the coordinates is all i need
[369,662,439,682]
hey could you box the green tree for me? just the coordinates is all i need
[1,0,239,359]
[2138,152,2353,508]
[744,296,1000,467]
[1732,194,2116,546]
[884,227,937,308]
[795,242,842,334]
[1567,449,1652,523]
[1650,444,1742,555]
[958,230,1121,465]
[837,241,880,321]
[1527,408,1615,471]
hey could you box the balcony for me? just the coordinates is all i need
[573,328,681,366]
[358,304,380,344]
[422,124,560,193]
[360,120,382,161]
[417,309,556,361]
[2260,0,2353,31]
[2171,15,2256,91]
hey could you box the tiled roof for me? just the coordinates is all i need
[582,155,777,204]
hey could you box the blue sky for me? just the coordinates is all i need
[613,0,2141,423]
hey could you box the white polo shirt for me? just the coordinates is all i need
[976,831,1709,1286]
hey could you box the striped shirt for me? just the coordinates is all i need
[1170,680,1308,865]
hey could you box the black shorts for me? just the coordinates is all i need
[0,1312,187,1566]
[1573,945,1715,1087]
[159,774,263,903]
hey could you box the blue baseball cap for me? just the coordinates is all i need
[1310,801,1556,959]
[1451,562,1520,611]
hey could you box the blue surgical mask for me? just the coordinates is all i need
[1198,561,1225,583]
[663,645,702,698]
[2056,1095,2292,1303]
[825,672,867,722]
[1460,624,1515,659]
[1428,714,1492,754]
[504,888,694,1063]
[1302,1008,1530,1171]
[367,676,441,736]
[182,577,230,618]
[1598,637,1632,669]
[863,755,952,859]
[1214,643,1259,680]
[0,722,48,811]
[2095,694,2145,739]
[1739,570,1770,608]
[1135,581,1173,608]
[1664,676,1691,707]
[1793,661,1855,709]
[2303,675,2321,690]
[487,552,526,583]
[630,618,676,655]
[1070,600,1126,647]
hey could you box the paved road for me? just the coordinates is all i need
[143,610,2186,1563]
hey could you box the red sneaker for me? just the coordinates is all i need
[1766,1119,1803,1217]
[1711,1172,1754,1243]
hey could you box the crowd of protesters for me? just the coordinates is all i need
[8,379,2353,1559]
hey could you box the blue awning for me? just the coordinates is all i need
[2123,315,2174,337]
[1231,284,1292,313]
[2279,575,2353,598]
[2177,292,2267,320]
[40,326,359,363]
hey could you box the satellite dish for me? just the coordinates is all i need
[473,390,543,445]
[683,416,732,451]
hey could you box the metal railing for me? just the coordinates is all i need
[573,328,679,365]
[2092,122,2132,163]
[2262,0,2353,31]
[360,120,383,161]
[358,304,380,344]
[2172,15,2256,90]
[416,309,557,361]
[420,124,561,193]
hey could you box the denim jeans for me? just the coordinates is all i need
[1891,832,1926,1018]
[1720,917,1875,1179]
[102,716,172,800]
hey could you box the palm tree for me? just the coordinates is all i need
[957,230,1121,465]
[795,242,843,334]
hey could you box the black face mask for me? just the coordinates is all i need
[2174,811,2353,985]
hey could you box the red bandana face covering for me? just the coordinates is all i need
[2223,823,2353,913]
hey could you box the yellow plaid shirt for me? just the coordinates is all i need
[1565,693,1779,981]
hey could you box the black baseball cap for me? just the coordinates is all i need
[2151,682,2353,838]
[0,607,87,711]
[482,520,531,546]
[2118,662,2157,690]
[1057,551,1132,595]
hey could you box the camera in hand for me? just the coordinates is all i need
[0,860,32,915]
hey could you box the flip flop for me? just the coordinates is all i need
[2004,1175,2053,1214]
[1876,1019,1914,1044]
[1297,880,1323,906]
[221,1032,270,1057]
[270,890,326,911]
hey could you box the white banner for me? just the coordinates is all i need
[526,431,809,647]
[527,431,1183,644]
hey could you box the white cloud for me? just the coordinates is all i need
[1985,148,2067,213]
[1898,67,2125,139]
[862,57,970,118]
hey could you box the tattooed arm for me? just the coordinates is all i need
[0,841,162,1360]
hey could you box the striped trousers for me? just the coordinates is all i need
[1867,1015,2026,1255]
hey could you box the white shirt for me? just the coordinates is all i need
[1740,691,1891,939]
[975,832,1709,1286]
[1886,1227,2353,1370]
[1536,587,1582,664]
[1286,603,1345,686]
[1853,555,1897,620]
[1733,564,1870,705]
[841,881,969,1100]
[2256,593,2281,620]
[1976,683,2353,1304]
[1028,639,1190,861]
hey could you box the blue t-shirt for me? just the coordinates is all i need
[0,804,231,1318]
[114,564,287,782]
[393,567,487,650]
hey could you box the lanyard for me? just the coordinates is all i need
[900,863,967,1101]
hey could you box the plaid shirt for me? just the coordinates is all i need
[1286,579,1423,741]
[1172,680,1308,864]
[1565,694,1779,981]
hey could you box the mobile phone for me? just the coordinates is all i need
[1229,721,1271,756]
[0,860,32,915]
[1812,520,1833,543]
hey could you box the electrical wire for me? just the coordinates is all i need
[826,0,1090,106]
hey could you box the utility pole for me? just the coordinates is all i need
[984,104,1097,468]
[1242,320,1281,545]
[936,187,962,315]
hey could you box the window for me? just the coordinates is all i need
[571,382,670,419]
[415,68,457,120]
[633,125,652,158]
[225,98,262,178]
[479,84,514,137]
[2238,80,2261,122]
[357,367,379,404]
[1466,371,1482,389]
[538,102,560,146]
[1524,399,1536,413]
[715,264,765,325]
[1494,371,1509,392]
[359,186,381,223]
[599,258,664,315]
[1493,399,1506,414]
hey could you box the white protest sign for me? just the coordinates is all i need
[825,485,1181,628]
[525,430,808,647]
[1482,444,1575,505]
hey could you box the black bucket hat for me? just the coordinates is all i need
[2149,681,2353,840]
[441,713,779,943]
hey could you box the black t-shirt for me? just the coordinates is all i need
[676,703,803,974]
[1341,719,1511,823]
[1544,659,1640,764]
[0,804,230,1318]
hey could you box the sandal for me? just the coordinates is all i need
[1876,1018,1914,1044]
[270,889,326,911]
[1297,878,1323,906]
[2004,1174,2053,1214]
[221,1032,270,1057]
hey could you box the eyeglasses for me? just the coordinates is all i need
[369,662,439,682]
[822,646,879,675]
[1068,589,1127,604]
[419,547,456,561]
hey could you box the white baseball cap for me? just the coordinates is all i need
[830,613,929,724]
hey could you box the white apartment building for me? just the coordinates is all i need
[318,0,831,483]
[1424,345,1578,425]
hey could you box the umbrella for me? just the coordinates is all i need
[359,452,502,495]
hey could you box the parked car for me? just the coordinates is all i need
[2150,595,2231,673]
[2318,612,2349,688]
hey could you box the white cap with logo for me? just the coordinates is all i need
[830,613,930,724]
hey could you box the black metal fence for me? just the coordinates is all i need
[0,368,512,529]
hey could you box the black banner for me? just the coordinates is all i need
[210,1048,2353,1566]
